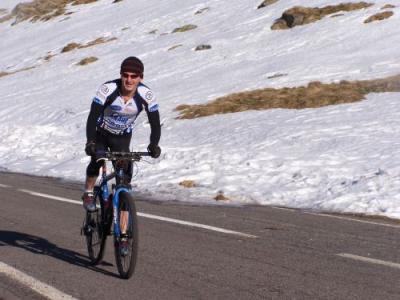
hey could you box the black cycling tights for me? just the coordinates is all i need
[86,129,133,181]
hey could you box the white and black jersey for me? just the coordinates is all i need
[86,79,161,145]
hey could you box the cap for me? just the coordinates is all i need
[120,56,144,77]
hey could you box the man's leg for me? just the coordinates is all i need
[108,133,132,235]
[84,176,97,192]
[82,131,106,211]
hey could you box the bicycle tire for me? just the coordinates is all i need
[114,191,139,279]
[84,186,107,265]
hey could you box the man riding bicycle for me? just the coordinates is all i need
[82,56,161,211]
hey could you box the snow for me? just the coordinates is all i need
[1,0,400,218]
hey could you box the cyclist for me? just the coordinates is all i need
[82,56,161,212]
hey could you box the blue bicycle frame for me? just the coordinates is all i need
[98,163,132,238]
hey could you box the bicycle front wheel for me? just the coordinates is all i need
[84,187,107,265]
[114,191,139,279]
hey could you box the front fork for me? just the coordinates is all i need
[112,187,130,238]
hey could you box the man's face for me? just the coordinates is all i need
[121,72,142,93]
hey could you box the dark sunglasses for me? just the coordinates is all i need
[122,72,141,79]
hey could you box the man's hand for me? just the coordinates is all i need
[147,143,161,158]
[85,141,96,156]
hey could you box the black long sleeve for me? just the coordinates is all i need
[86,102,103,142]
[147,110,161,145]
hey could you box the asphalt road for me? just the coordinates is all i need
[0,171,400,300]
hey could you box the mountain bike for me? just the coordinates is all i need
[81,151,150,279]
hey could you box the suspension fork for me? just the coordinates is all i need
[112,184,130,237]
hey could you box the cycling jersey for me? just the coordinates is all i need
[93,79,159,135]
[86,79,161,146]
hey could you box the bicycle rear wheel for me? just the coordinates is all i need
[83,186,107,265]
[114,191,139,279]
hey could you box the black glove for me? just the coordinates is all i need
[85,141,96,156]
[147,144,161,158]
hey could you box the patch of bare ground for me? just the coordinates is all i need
[0,0,98,24]
[175,75,400,119]
[364,11,394,23]
[61,37,117,53]
[77,56,98,66]
[271,2,373,30]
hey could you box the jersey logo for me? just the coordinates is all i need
[100,85,109,94]
[145,91,154,101]
[149,104,159,112]
[110,105,122,111]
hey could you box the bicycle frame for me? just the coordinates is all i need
[98,161,133,238]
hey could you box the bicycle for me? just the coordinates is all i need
[81,151,150,279]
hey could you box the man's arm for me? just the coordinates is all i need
[147,109,161,146]
[86,101,103,142]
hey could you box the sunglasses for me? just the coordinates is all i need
[121,72,141,79]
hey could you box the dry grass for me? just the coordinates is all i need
[77,56,98,65]
[179,180,196,188]
[1,0,98,24]
[172,24,197,33]
[194,7,209,15]
[381,4,395,9]
[175,75,400,119]
[271,2,373,30]
[0,66,36,78]
[257,0,279,9]
[168,44,183,51]
[214,192,229,201]
[195,44,211,51]
[364,11,394,23]
[0,72,10,78]
[61,37,117,53]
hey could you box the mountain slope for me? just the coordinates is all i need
[1,0,400,218]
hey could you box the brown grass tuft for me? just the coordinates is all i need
[77,56,98,65]
[0,72,10,78]
[61,37,116,53]
[168,44,183,51]
[179,180,196,188]
[1,0,98,24]
[62,42,81,53]
[0,66,36,78]
[381,4,395,9]
[175,75,400,119]
[172,24,197,33]
[214,192,229,201]
[271,2,373,30]
[364,11,394,23]
[257,0,279,9]
[194,7,209,15]
[194,44,211,51]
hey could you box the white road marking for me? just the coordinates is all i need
[138,212,257,238]
[0,261,78,300]
[0,183,10,188]
[17,188,257,238]
[304,212,400,228]
[337,253,400,270]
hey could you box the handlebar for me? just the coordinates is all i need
[96,151,151,162]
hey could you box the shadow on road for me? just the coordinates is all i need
[0,230,119,278]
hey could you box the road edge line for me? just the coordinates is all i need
[0,261,78,300]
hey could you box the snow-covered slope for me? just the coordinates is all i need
[1,0,400,218]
